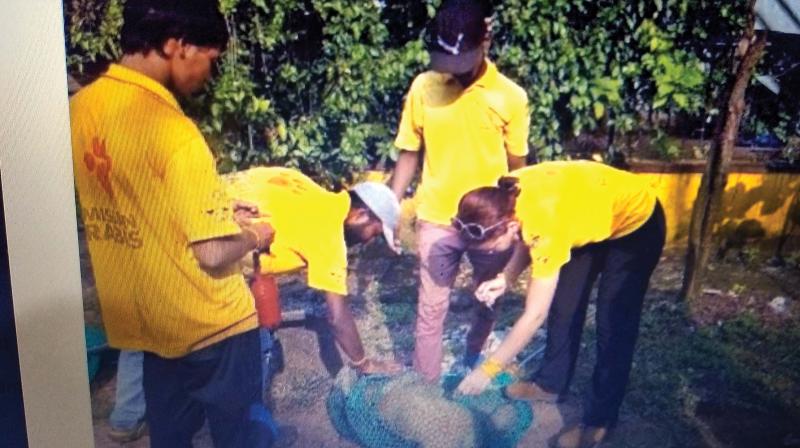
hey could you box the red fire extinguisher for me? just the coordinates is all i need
[251,251,281,329]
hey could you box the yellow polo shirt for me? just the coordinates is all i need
[225,167,350,296]
[511,161,657,279]
[395,60,530,225]
[70,64,257,358]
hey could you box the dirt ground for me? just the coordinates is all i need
[82,229,800,447]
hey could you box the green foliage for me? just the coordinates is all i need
[638,20,705,112]
[198,0,436,186]
[491,0,747,158]
[65,0,757,182]
[65,0,123,73]
[653,130,682,160]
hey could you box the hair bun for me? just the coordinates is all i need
[497,176,521,196]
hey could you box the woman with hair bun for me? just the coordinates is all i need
[454,161,665,448]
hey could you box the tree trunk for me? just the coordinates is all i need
[681,4,766,301]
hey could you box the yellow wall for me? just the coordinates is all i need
[642,172,800,246]
[362,170,800,248]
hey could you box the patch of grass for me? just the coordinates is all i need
[581,294,800,446]
[381,302,416,326]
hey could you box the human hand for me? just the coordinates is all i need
[392,223,403,255]
[248,221,275,253]
[457,368,492,395]
[233,200,261,226]
[356,358,403,376]
[475,273,507,308]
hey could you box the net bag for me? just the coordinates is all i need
[327,368,533,448]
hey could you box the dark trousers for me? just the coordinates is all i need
[534,201,666,426]
[143,329,274,448]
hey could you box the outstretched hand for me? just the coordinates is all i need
[457,368,492,395]
[475,273,507,308]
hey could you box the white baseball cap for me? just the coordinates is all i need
[351,181,401,254]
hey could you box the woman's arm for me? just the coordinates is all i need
[474,240,531,306]
[457,272,559,394]
[489,274,558,365]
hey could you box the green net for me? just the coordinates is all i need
[327,368,533,448]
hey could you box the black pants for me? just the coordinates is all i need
[534,201,666,427]
[143,329,274,448]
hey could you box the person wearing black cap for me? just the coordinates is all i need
[389,0,531,383]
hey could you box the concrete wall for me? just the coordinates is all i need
[642,171,800,247]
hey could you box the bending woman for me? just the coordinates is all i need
[455,161,665,448]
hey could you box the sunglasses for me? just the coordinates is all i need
[451,217,508,241]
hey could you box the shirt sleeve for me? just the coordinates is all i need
[163,134,241,243]
[504,90,531,157]
[305,239,349,296]
[394,79,424,152]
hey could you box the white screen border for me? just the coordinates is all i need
[0,1,95,447]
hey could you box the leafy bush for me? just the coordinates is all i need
[66,0,765,185]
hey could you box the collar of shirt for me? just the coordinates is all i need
[431,59,499,92]
[470,59,499,89]
[102,63,182,112]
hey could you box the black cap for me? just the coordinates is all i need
[425,0,489,74]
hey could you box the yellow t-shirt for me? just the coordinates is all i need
[511,161,657,279]
[225,167,350,296]
[70,64,257,358]
[395,61,530,225]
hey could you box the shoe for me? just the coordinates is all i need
[108,420,147,443]
[554,424,609,448]
[504,381,560,403]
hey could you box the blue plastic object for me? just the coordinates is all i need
[84,325,107,382]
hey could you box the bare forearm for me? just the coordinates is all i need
[491,310,545,365]
[490,275,558,365]
[507,154,526,171]
[191,232,257,272]
[325,292,366,362]
[390,150,420,199]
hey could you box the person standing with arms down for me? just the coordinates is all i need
[454,161,666,448]
[70,1,275,446]
[390,0,531,383]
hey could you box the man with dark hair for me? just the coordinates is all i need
[390,0,531,383]
[70,1,276,446]
[119,0,229,54]
[226,167,402,375]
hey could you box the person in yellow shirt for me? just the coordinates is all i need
[453,161,666,448]
[389,0,530,383]
[70,1,275,446]
[226,167,402,375]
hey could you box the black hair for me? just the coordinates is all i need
[348,191,380,221]
[120,0,229,55]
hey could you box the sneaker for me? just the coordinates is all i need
[554,424,609,448]
[504,381,560,403]
[108,420,147,443]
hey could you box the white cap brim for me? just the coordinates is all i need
[382,225,400,254]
